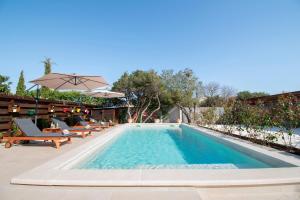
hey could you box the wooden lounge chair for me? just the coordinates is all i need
[51,118,93,138]
[3,118,73,149]
[74,116,109,129]
[76,121,105,130]
[90,117,111,128]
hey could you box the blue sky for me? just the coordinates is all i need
[0,0,299,94]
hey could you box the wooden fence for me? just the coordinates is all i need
[0,94,96,132]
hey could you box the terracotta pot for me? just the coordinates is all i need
[127,118,133,123]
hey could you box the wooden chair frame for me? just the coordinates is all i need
[3,136,71,149]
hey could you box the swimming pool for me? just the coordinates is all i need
[78,125,294,169]
[11,124,300,186]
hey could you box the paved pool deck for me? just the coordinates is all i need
[0,126,300,200]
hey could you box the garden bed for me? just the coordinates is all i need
[198,125,300,155]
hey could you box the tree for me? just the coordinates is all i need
[41,57,54,97]
[43,57,53,75]
[112,70,165,123]
[112,72,132,119]
[217,98,236,133]
[200,95,224,107]
[0,74,11,94]
[16,70,26,96]
[236,91,269,100]
[220,86,236,100]
[199,84,234,107]
[161,68,202,123]
[204,82,220,98]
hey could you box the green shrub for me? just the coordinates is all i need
[219,94,299,149]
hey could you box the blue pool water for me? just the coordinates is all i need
[78,125,294,169]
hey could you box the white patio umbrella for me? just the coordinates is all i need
[30,73,109,91]
[28,73,109,123]
[85,90,125,98]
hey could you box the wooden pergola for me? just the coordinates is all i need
[90,102,130,124]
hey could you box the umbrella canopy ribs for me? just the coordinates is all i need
[30,73,109,91]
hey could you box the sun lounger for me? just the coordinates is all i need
[3,118,73,149]
[90,117,112,127]
[52,118,92,138]
[74,116,109,129]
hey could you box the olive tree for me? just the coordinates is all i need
[112,70,165,123]
[161,68,203,123]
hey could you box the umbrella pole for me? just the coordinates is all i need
[79,94,83,116]
[35,85,40,124]
[26,84,39,124]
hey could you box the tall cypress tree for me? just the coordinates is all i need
[16,70,26,96]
